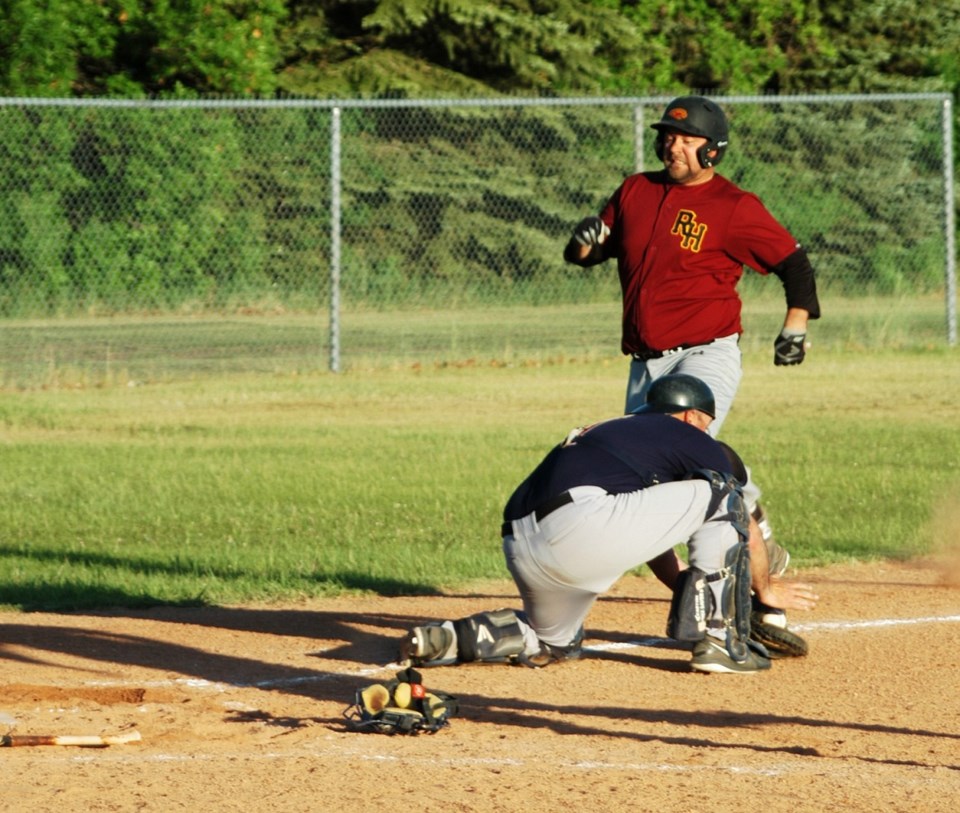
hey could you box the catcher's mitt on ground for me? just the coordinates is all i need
[750,600,809,658]
[343,667,459,735]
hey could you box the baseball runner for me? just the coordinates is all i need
[399,375,818,675]
[563,95,821,589]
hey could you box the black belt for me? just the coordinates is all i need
[631,342,706,361]
[501,491,574,537]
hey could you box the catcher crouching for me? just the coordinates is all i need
[399,375,817,674]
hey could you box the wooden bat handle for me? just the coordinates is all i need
[1,731,141,747]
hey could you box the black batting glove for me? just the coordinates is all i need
[572,216,609,247]
[773,329,806,366]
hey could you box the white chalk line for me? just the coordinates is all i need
[12,747,809,779]
[791,614,960,632]
[581,614,960,654]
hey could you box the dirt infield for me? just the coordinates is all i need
[2,559,959,812]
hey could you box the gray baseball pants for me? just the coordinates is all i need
[623,334,761,510]
[502,481,741,652]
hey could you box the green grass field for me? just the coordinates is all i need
[0,291,953,388]
[2,344,958,612]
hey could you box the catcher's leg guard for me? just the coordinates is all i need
[666,568,714,641]
[687,542,771,672]
[399,621,459,667]
[453,609,527,663]
[714,535,755,662]
[682,471,759,664]
[667,547,751,655]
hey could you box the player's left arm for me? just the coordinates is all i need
[770,246,820,321]
[728,195,821,365]
[770,246,820,365]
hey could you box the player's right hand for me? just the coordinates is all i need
[572,216,610,246]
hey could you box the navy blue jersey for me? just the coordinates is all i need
[503,413,734,521]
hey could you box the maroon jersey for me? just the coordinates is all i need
[599,171,800,354]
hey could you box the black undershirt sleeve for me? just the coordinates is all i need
[770,246,821,319]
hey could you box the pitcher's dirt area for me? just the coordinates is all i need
[2,559,959,812]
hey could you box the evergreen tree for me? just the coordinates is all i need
[0,0,286,96]
[279,0,643,97]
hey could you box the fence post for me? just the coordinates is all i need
[943,95,957,346]
[330,106,342,372]
[633,105,645,173]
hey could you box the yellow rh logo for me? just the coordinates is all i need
[671,210,707,252]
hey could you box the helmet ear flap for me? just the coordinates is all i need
[656,134,725,168]
[697,140,727,168]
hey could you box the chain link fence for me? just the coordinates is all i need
[0,93,955,388]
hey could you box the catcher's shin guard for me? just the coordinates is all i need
[666,568,714,641]
[453,609,526,663]
[399,621,458,667]
[667,545,751,659]
[716,536,754,662]
[670,472,752,652]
